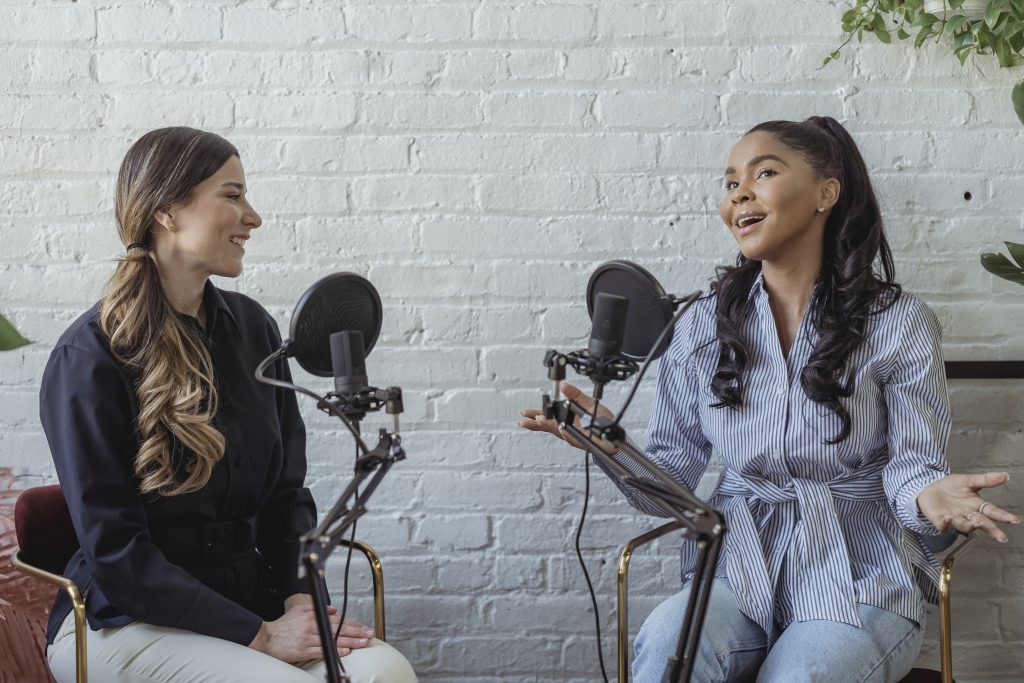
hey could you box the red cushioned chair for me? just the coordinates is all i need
[10,485,389,683]
[11,485,88,683]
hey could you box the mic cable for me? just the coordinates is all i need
[574,401,610,683]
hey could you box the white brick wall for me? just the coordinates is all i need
[2,1,1022,680]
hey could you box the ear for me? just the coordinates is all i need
[818,177,841,212]
[153,207,176,232]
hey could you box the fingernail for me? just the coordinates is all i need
[365,629,374,637]
[340,648,350,655]
[999,537,1008,543]
[360,638,368,645]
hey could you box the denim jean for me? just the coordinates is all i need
[633,578,923,683]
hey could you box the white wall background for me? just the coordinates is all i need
[1,0,1023,680]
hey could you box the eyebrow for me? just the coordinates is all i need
[724,154,789,177]
[221,181,246,191]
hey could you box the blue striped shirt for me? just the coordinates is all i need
[602,272,950,639]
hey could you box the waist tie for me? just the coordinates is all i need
[715,458,889,639]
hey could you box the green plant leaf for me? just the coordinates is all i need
[1012,80,1024,125]
[915,26,935,47]
[986,0,1004,28]
[1005,241,1024,269]
[950,0,966,9]
[913,12,940,28]
[943,14,970,36]
[981,252,1024,285]
[1014,0,1024,16]
[0,315,30,352]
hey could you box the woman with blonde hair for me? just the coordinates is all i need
[40,127,417,683]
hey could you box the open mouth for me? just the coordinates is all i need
[229,236,246,249]
[735,214,766,234]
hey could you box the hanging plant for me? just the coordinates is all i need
[825,0,1024,125]
[981,241,1024,285]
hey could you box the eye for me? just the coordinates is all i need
[724,179,738,191]
[226,194,241,201]
[756,168,777,179]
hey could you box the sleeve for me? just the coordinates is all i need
[40,344,264,644]
[593,318,714,517]
[256,318,316,599]
[882,298,952,535]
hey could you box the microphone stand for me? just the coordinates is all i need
[256,348,405,683]
[540,291,726,683]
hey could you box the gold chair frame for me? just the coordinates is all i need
[615,522,973,683]
[9,538,387,683]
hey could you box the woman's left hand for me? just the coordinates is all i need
[282,593,375,654]
[917,472,1020,542]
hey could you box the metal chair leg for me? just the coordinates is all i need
[939,535,973,683]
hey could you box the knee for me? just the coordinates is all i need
[349,639,417,683]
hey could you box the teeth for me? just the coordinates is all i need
[229,236,244,246]
[738,215,765,228]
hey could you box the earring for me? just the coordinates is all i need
[817,207,824,213]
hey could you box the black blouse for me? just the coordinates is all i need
[39,280,315,645]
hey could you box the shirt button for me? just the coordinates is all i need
[771,449,782,459]
[776,385,786,395]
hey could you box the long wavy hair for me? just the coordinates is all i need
[100,127,238,496]
[709,116,901,444]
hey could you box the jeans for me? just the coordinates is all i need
[633,578,923,683]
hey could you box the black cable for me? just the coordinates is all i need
[574,401,610,683]
[255,348,370,454]
[611,291,701,428]
[331,441,361,676]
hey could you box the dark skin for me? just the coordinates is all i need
[519,130,1019,542]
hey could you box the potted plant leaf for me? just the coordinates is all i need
[0,314,29,352]
[981,241,1024,285]
[825,0,1024,125]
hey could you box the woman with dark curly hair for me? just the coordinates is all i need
[520,116,1019,682]
[40,127,417,683]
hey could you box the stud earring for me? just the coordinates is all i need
[817,207,824,213]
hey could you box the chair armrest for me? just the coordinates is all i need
[338,538,386,642]
[616,522,685,683]
[11,551,88,682]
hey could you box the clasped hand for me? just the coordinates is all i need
[249,598,374,664]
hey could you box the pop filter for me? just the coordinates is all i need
[289,273,383,378]
[586,260,675,361]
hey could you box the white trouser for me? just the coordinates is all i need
[47,610,417,683]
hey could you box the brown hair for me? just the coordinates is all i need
[100,127,238,496]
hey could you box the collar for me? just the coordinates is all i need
[746,269,766,301]
[201,280,241,339]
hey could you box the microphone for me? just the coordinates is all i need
[331,330,368,395]
[587,292,628,359]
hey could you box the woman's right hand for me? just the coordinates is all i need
[517,382,617,453]
[249,603,372,663]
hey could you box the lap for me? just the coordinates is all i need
[47,611,416,683]
[635,579,922,683]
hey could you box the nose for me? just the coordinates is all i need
[731,184,752,205]
[243,200,262,230]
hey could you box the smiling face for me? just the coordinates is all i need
[718,131,839,264]
[153,155,261,279]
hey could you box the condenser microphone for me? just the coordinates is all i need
[587,292,628,359]
[331,330,368,395]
